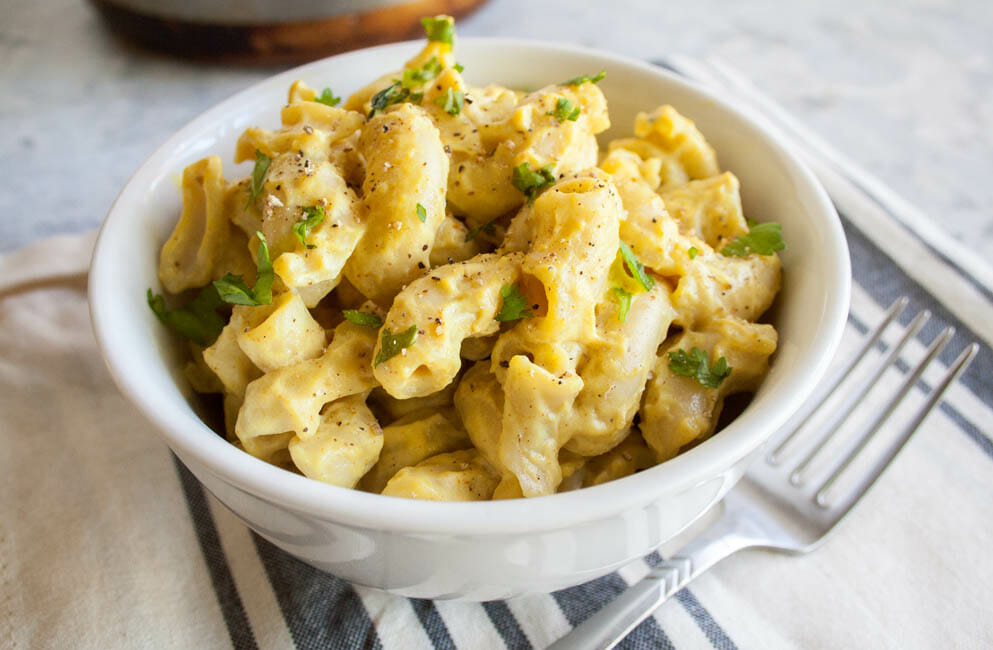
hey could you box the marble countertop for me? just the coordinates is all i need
[2,0,991,262]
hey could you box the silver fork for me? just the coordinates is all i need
[549,297,979,650]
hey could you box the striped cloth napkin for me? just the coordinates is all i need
[2,60,991,649]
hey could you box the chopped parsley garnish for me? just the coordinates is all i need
[434,87,465,115]
[688,246,700,259]
[548,97,580,122]
[495,284,533,322]
[720,222,785,257]
[465,219,496,242]
[374,325,418,366]
[416,203,427,223]
[342,310,383,329]
[368,80,410,117]
[612,287,633,322]
[421,16,454,44]
[512,162,556,204]
[315,88,341,107]
[244,150,271,209]
[454,62,465,73]
[147,284,226,347]
[668,347,732,389]
[213,232,274,306]
[561,70,606,86]
[292,205,324,249]
[618,241,654,291]
[402,57,442,88]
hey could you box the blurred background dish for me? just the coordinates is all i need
[89,0,491,63]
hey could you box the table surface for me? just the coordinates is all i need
[2,0,991,261]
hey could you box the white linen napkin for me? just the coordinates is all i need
[2,63,992,649]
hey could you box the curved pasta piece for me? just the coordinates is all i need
[357,408,471,494]
[671,247,782,328]
[211,227,258,284]
[640,318,778,462]
[562,284,676,456]
[448,82,610,227]
[240,431,295,468]
[158,156,230,293]
[633,105,719,180]
[253,154,362,263]
[555,450,591,493]
[463,85,522,150]
[368,379,458,424]
[498,355,584,497]
[288,394,383,488]
[580,430,656,488]
[184,342,223,394]
[344,104,449,304]
[234,102,364,164]
[454,361,504,470]
[268,172,365,305]
[660,172,748,249]
[381,449,500,501]
[232,292,326,373]
[203,321,262,400]
[600,148,686,276]
[429,214,483,267]
[235,316,378,442]
[373,252,523,399]
[494,172,623,354]
[459,333,498,361]
[606,137,690,190]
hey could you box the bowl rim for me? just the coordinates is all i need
[89,36,851,536]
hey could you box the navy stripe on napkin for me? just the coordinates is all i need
[409,599,457,650]
[553,574,675,649]
[252,535,382,650]
[173,457,258,650]
[840,211,992,403]
[482,601,534,650]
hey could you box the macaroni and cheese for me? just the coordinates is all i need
[148,16,784,500]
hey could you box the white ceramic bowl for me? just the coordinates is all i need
[90,38,850,600]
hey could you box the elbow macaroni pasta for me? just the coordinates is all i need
[151,15,784,500]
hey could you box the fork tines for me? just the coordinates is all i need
[765,296,979,509]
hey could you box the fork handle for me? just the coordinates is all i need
[548,509,752,650]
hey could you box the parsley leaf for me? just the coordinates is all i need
[496,284,533,322]
[548,97,581,122]
[668,347,733,389]
[454,62,464,73]
[618,241,654,291]
[421,16,454,44]
[512,162,556,203]
[720,222,785,257]
[147,284,226,347]
[368,81,411,117]
[612,287,633,322]
[342,310,383,328]
[212,274,257,305]
[416,203,427,223]
[688,246,700,259]
[212,232,274,306]
[244,150,271,209]
[374,325,418,366]
[402,57,442,88]
[292,205,324,249]
[561,70,606,86]
[434,87,465,115]
[315,88,341,107]
[465,219,496,242]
